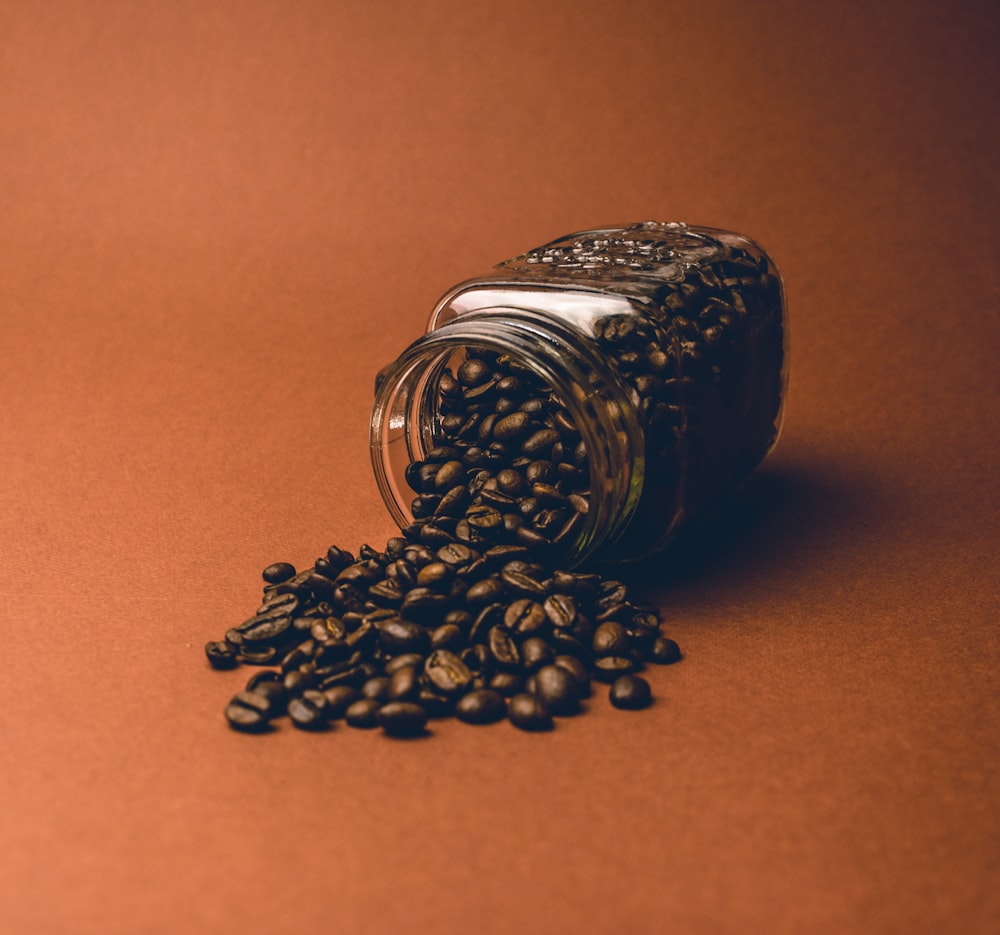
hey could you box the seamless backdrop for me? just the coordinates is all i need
[1,2,998,933]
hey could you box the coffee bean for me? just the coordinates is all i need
[430,623,464,651]
[424,650,473,695]
[533,665,580,716]
[345,698,381,728]
[455,689,507,725]
[377,702,429,737]
[488,671,523,696]
[487,625,521,669]
[322,685,361,718]
[457,358,492,387]
[553,655,591,698]
[504,598,547,636]
[520,637,555,673]
[238,645,279,666]
[593,621,632,657]
[377,618,431,655]
[609,675,652,710]
[362,676,390,702]
[465,577,504,605]
[387,666,420,702]
[650,636,682,664]
[205,640,238,670]
[543,594,578,629]
[224,691,274,733]
[500,567,548,598]
[289,690,330,730]
[592,656,637,681]
[507,693,553,731]
[262,562,296,584]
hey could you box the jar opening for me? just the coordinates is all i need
[371,308,645,567]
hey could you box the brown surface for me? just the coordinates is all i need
[1,1,998,932]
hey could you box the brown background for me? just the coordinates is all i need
[1,1,998,932]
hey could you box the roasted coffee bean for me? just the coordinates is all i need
[262,562,296,584]
[533,665,580,716]
[322,685,361,718]
[487,625,521,669]
[525,460,555,484]
[377,702,429,737]
[465,576,504,605]
[593,621,632,657]
[549,629,590,660]
[387,665,420,702]
[469,603,504,644]
[434,460,466,491]
[345,698,381,728]
[289,690,330,730]
[500,568,548,599]
[609,675,652,710]
[592,656,637,681]
[553,655,591,697]
[377,618,431,655]
[455,690,507,725]
[457,358,492,387]
[504,599,547,636]
[507,693,553,731]
[416,562,454,589]
[543,594,578,629]
[424,650,473,695]
[443,609,474,633]
[436,543,477,567]
[492,411,530,442]
[224,691,274,733]
[224,627,244,648]
[418,688,454,718]
[650,636,682,664]
[238,645,279,666]
[520,637,555,673]
[319,665,367,690]
[362,676,390,702]
[280,646,311,674]
[488,671,524,697]
[430,623,464,651]
[205,640,239,669]
[283,668,314,695]
[522,428,560,456]
[240,613,293,645]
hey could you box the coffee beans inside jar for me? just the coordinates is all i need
[206,222,788,736]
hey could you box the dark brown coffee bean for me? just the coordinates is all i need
[288,690,330,730]
[553,655,591,697]
[387,665,420,702]
[465,577,504,605]
[592,656,637,681]
[377,702,429,737]
[322,685,361,718]
[507,693,553,731]
[533,665,580,716]
[262,562,296,584]
[500,567,548,598]
[224,691,274,733]
[345,698,381,728]
[455,690,507,725]
[238,645,279,666]
[593,621,632,657]
[430,623,464,651]
[319,664,367,690]
[543,594,578,629]
[650,636,682,664]
[487,625,521,669]
[492,411,531,442]
[504,598,547,636]
[496,468,527,496]
[424,650,473,696]
[240,613,293,645]
[488,671,523,697]
[520,637,555,673]
[416,562,454,589]
[362,676,390,702]
[205,640,239,669]
[609,675,652,709]
[435,543,477,567]
[418,688,454,718]
[378,618,431,655]
[434,460,467,491]
[457,358,492,387]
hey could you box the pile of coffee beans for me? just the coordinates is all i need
[206,351,682,736]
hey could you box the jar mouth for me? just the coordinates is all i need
[370,307,645,567]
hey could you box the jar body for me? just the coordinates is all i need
[371,221,787,565]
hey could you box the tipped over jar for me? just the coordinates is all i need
[371,221,787,567]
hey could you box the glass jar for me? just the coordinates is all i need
[370,221,787,567]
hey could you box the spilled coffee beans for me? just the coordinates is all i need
[206,350,682,736]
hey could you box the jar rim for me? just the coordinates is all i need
[370,307,645,567]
